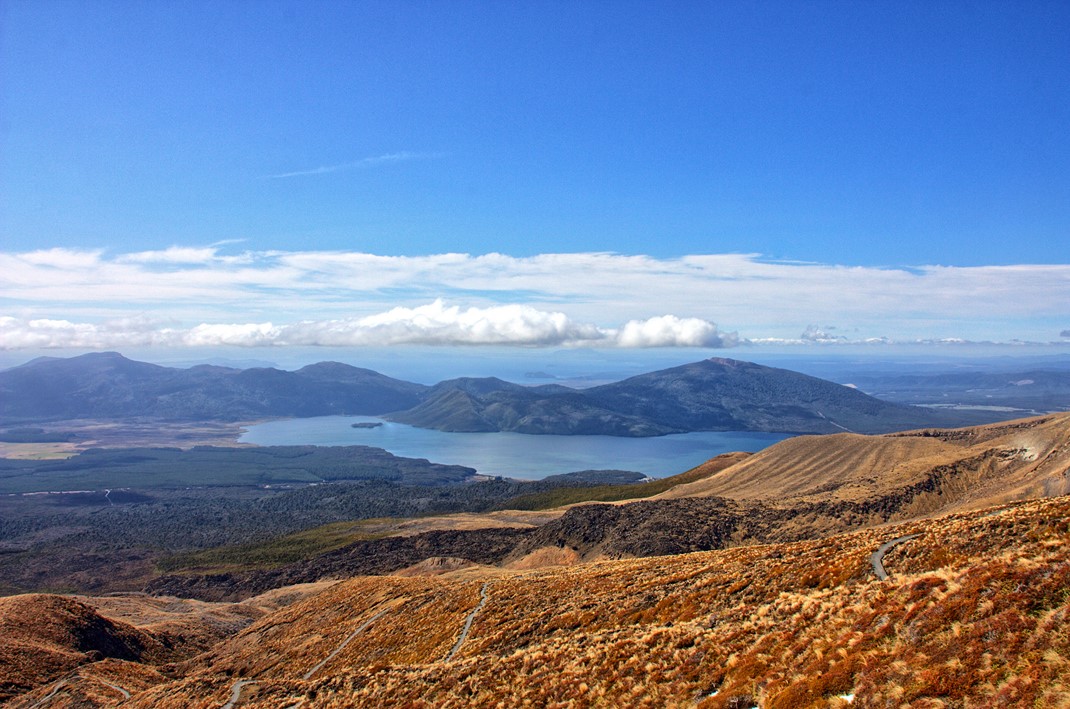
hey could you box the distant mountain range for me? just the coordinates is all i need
[385,357,991,435]
[0,352,426,422]
[1,351,998,435]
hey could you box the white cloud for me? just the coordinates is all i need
[800,325,847,343]
[2,247,1069,347]
[184,322,282,347]
[340,300,604,346]
[16,248,103,269]
[0,315,176,349]
[0,302,735,350]
[617,315,736,348]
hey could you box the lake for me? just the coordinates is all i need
[239,416,792,480]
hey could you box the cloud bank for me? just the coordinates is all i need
[0,302,735,350]
[2,247,1068,350]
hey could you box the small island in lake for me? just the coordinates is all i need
[351,422,384,429]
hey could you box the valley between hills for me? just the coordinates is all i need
[1,409,1069,707]
[1,354,1069,707]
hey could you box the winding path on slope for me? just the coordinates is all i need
[220,607,391,708]
[27,671,129,707]
[870,534,921,581]
[220,679,258,709]
[98,679,130,700]
[29,679,67,708]
[446,581,491,662]
[303,608,390,680]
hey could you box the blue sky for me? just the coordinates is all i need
[1,1,1068,358]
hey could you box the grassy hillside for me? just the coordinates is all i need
[8,494,1067,707]
[656,412,1070,513]
[6,413,1070,706]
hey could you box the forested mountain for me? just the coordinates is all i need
[0,352,427,422]
[3,352,995,434]
[389,357,991,435]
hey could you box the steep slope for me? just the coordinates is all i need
[105,495,1070,708]
[657,412,1070,514]
[0,594,168,701]
[0,585,328,708]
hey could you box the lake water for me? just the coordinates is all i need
[239,416,792,480]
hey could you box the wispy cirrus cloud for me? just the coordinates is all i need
[263,151,445,179]
[117,247,226,264]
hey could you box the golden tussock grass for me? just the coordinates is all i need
[107,495,1070,708]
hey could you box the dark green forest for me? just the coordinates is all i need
[0,444,644,594]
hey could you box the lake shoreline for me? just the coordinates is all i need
[240,415,793,481]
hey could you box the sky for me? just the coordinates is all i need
[1,1,1069,365]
